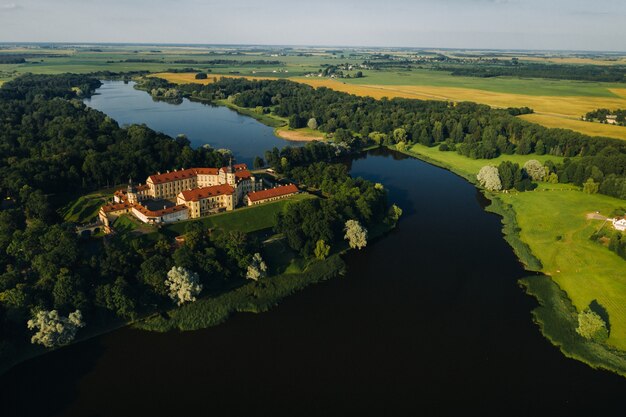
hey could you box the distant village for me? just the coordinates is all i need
[98,161,299,233]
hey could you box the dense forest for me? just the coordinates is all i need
[150,76,626,199]
[436,62,626,83]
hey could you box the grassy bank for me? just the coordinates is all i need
[213,99,287,128]
[135,255,346,332]
[389,142,626,375]
[521,275,626,377]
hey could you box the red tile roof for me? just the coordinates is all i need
[148,165,248,185]
[195,168,219,175]
[179,184,235,202]
[235,170,252,180]
[148,168,198,185]
[100,202,133,213]
[133,203,188,217]
[247,184,299,202]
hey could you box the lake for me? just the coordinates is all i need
[83,80,303,166]
[1,84,625,417]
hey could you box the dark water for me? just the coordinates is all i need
[83,80,303,166]
[2,113,626,416]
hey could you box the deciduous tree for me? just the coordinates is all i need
[344,220,368,250]
[477,166,502,191]
[27,310,85,348]
[165,266,202,306]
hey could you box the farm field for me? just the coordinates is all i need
[297,76,626,141]
[400,143,626,350]
[154,69,626,140]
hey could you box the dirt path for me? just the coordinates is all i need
[587,212,608,220]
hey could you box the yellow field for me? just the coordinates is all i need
[156,72,626,140]
[519,114,626,138]
[151,72,278,85]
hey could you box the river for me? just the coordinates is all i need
[1,82,625,417]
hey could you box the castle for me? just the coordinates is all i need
[98,161,299,231]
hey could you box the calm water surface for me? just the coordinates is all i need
[84,80,303,166]
[1,91,625,417]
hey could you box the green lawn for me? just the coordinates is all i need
[60,191,109,223]
[163,193,315,235]
[503,185,626,349]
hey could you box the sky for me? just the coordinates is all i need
[0,0,625,51]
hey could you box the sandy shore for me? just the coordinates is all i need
[275,128,325,142]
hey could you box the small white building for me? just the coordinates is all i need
[612,218,626,231]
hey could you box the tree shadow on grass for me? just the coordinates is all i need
[589,299,611,333]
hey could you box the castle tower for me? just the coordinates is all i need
[127,177,138,204]
[226,157,236,186]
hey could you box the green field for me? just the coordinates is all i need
[396,143,626,355]
[341,68,622,98]
[503,184,626,349]
[163,193,315,235]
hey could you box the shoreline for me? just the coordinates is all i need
[386,143,626,378]
[0,214,398,376]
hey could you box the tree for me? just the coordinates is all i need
[498,161,522,190]
[307,118,318,130]
[477,166,502,191]
[246,253,268,281]
[523,160,546,181]
[27,310,85,348]
[388,204,403,223]
[547,172,559,184]
[576,308,609,342]
[535,140,546,155]
[344,220,368,250]
[432,121,444,143]
[393,128,407,144]
[314,239,331,260]
[195,73,208,80]
[139,255,170,296]
[253,156,265,169]
[583,178,599,194]
[165,266,202,306]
